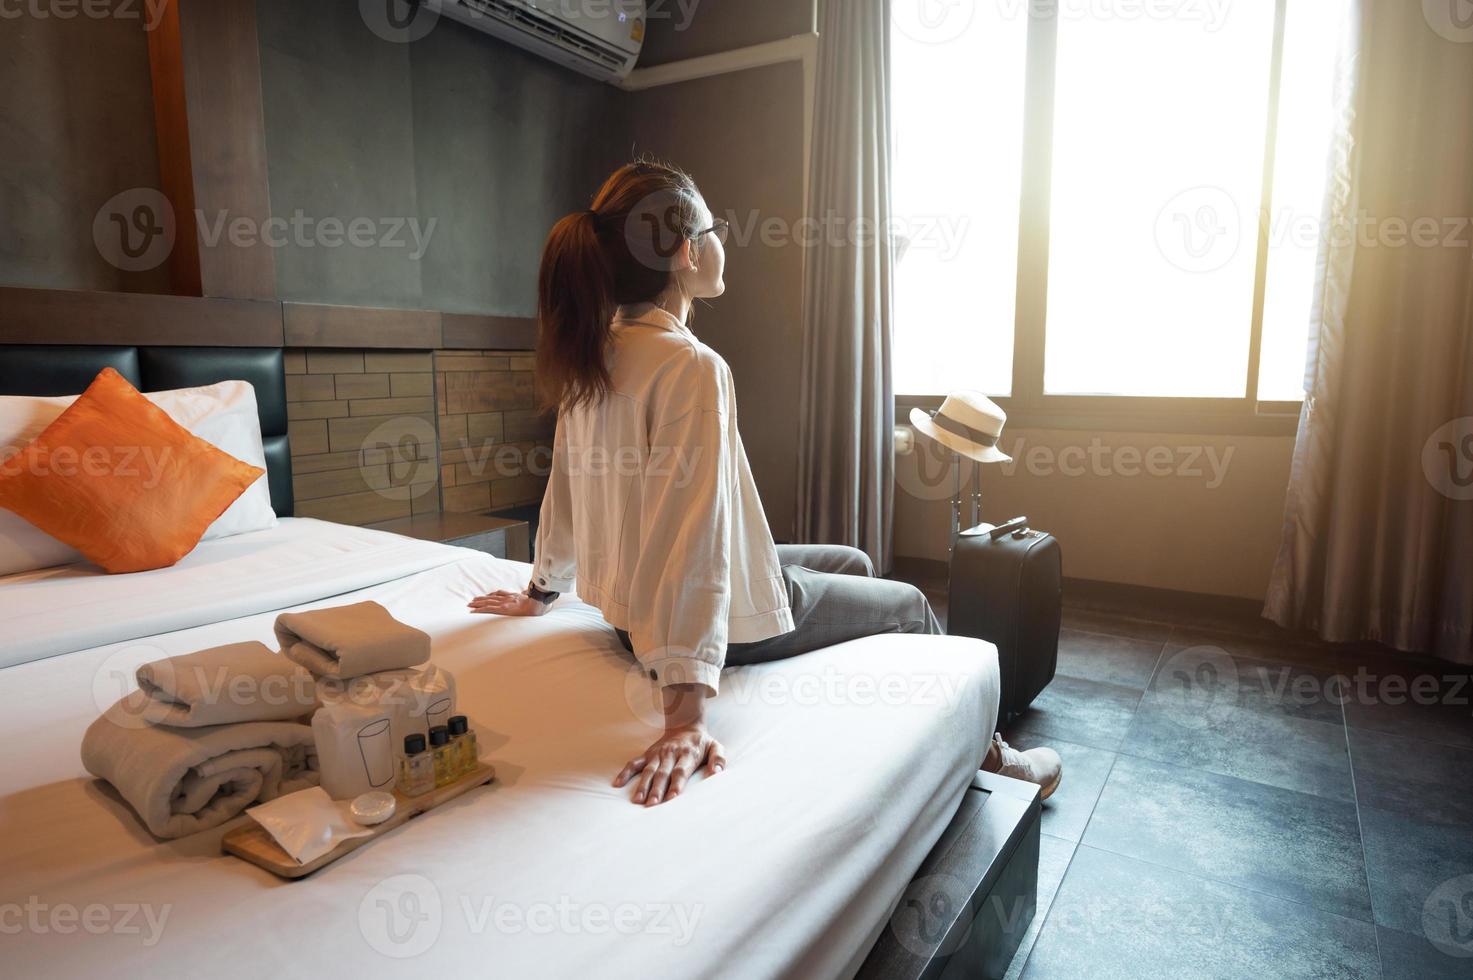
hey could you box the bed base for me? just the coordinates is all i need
[857,770,1041,980]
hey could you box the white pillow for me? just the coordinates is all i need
[0,379,278,576]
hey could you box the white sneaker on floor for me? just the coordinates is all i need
[984,734,1062,801]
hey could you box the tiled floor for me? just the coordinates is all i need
[914,584,1473,979]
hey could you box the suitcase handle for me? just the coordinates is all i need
[988,516,1029,540]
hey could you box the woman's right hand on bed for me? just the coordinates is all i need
[467,589,551,617]
[613,721,726,807]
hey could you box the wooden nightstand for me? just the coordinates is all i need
[368,512,531,562]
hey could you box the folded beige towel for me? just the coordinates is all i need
[135,641,318,727]
[81,692,319,840]
[275,601,431,679]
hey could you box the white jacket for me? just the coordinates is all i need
[531,306,794,695]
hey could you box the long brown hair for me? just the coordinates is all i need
[536,160,706,410]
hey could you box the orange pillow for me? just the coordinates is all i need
[0,368,265,574]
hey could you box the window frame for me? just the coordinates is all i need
[895,0,1303,436]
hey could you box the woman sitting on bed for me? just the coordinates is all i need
[469,161,1062,807]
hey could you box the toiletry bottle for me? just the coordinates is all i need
[398,733,435,797]
[429,725,456,787]
[448,715,478,776]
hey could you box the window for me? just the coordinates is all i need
[891,0,1350,415]
[891,2,1030,397]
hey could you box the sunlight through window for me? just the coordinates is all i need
[891,3,1029,397]
[1043,5,1276,397]
[891,2,1350,407]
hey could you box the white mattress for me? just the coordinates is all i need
[0,519,1000,979]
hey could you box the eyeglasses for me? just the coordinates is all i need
[694,218,729,245]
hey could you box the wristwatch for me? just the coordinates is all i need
[527,582,561,606]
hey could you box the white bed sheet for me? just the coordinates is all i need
[0,519,468,668]
[0,519,999,980]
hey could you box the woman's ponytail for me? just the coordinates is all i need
[536,160,704,411]
[537,209,615,410]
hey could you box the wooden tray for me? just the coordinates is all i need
[222,762,497,879]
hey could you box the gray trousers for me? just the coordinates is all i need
[616,544,942,665]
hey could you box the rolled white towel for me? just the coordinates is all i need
[275,601,431,679]
[135,641,318,727]
[81,692,319,840]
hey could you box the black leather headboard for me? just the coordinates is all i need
[0,346,294,517]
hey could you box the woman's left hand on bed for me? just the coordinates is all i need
[467,589,551,616]
[614,722,727,807]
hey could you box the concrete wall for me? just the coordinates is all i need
[0,12,168,293]
[254,1,626,314]
[894,429,1297,600]
[0,1,1294,600]
[626,1,815,540]
[629,61,808,541]
[640,0,815,65]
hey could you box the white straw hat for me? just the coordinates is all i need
[908,390,1011,464]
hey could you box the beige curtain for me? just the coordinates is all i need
[1265,0,1473,663]
[794,0,896,573]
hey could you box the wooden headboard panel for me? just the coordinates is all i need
[0,345,294,517]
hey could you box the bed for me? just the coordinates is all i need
[0,345,1033,979]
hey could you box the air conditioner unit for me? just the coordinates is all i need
[424,0,646,84]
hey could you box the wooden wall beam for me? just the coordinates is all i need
[0,288,538,351]
[147,0,277,301]
[0,287,283,347]
[442,313,538,350]
[283,303,443,349]
[145,0,203,297]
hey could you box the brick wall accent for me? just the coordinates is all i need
[435,349,553,514]
[283,348,551,526]
[284,349,440,525]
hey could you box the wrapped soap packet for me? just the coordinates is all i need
[247,786,374,864]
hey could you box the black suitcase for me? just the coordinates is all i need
[946,517,1062,725]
